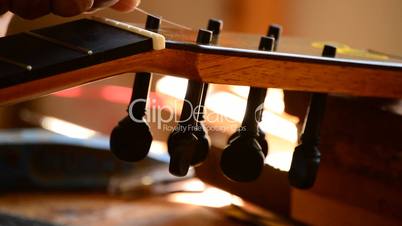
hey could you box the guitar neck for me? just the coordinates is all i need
[0,17,401,105]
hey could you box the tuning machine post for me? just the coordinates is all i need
[109,15,161,162]
[220,36,275,182]
[267,24,282,51]
[288,45,337,189]
[207,19,223,44]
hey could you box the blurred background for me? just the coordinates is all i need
[0,0,401,226]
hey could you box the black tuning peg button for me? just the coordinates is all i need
[109,15,161,162]
[227,127,268,157]
[168,29,214,176]
[220,36,275,182]
[110,114,153,162]
[288,45,337,189]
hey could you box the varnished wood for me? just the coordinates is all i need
[1,44,402,105]
[0,192,251,226]
[1,20,402,105]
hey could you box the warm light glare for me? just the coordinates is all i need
[266,151,294,171]
[156,77,297,172]
[259,111,298,143]
[100,85,132,104]
[229,85,249,98]
[40,116,98,139]
[168,187,244,208]
[156,76,188,100]
[182,179,206,192]
[229,86,285,113]
[205,92,246,122]
[148,140,169,162]
[266,88,285,113]
[149,140,167,156]
[206,92,297,142]
[53,87,82,98]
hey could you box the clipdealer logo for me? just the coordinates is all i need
[127,98,265,132]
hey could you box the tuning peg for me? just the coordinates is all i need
[225,34,278,161]
[220,88,267,182]
[190,20,223,166]
[109,15,161,162]
[288,45,337,189]
[220,36,275,182]
[267,24,282,51]
[168,29,213,176]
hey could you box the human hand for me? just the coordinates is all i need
[0,0,141,19]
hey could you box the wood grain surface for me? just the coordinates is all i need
[1,20,402,105]
[0,192,297,226]
[1,47,402,105]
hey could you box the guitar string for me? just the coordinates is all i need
[0,10,190,72]
[135,7,193,31]
[0,56,32,71]
[25,31,93,55]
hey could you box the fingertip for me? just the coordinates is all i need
[51,0,93,17]
[111,0,140,12]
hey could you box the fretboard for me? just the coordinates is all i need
[0,19,153,89]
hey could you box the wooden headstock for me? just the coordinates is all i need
[0,17,401,105]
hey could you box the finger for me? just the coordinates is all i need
[51,0,93,17]
[0,0,10,15]
[10,0,50,19]
[92,0,119,9]
[111,0,140,12]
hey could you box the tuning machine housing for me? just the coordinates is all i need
[190,19,224,166]
[109,15,161,162]
[288,45,337,189]
[167,29,213,176]
[168,19,223,176]
[220,36,275,182]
